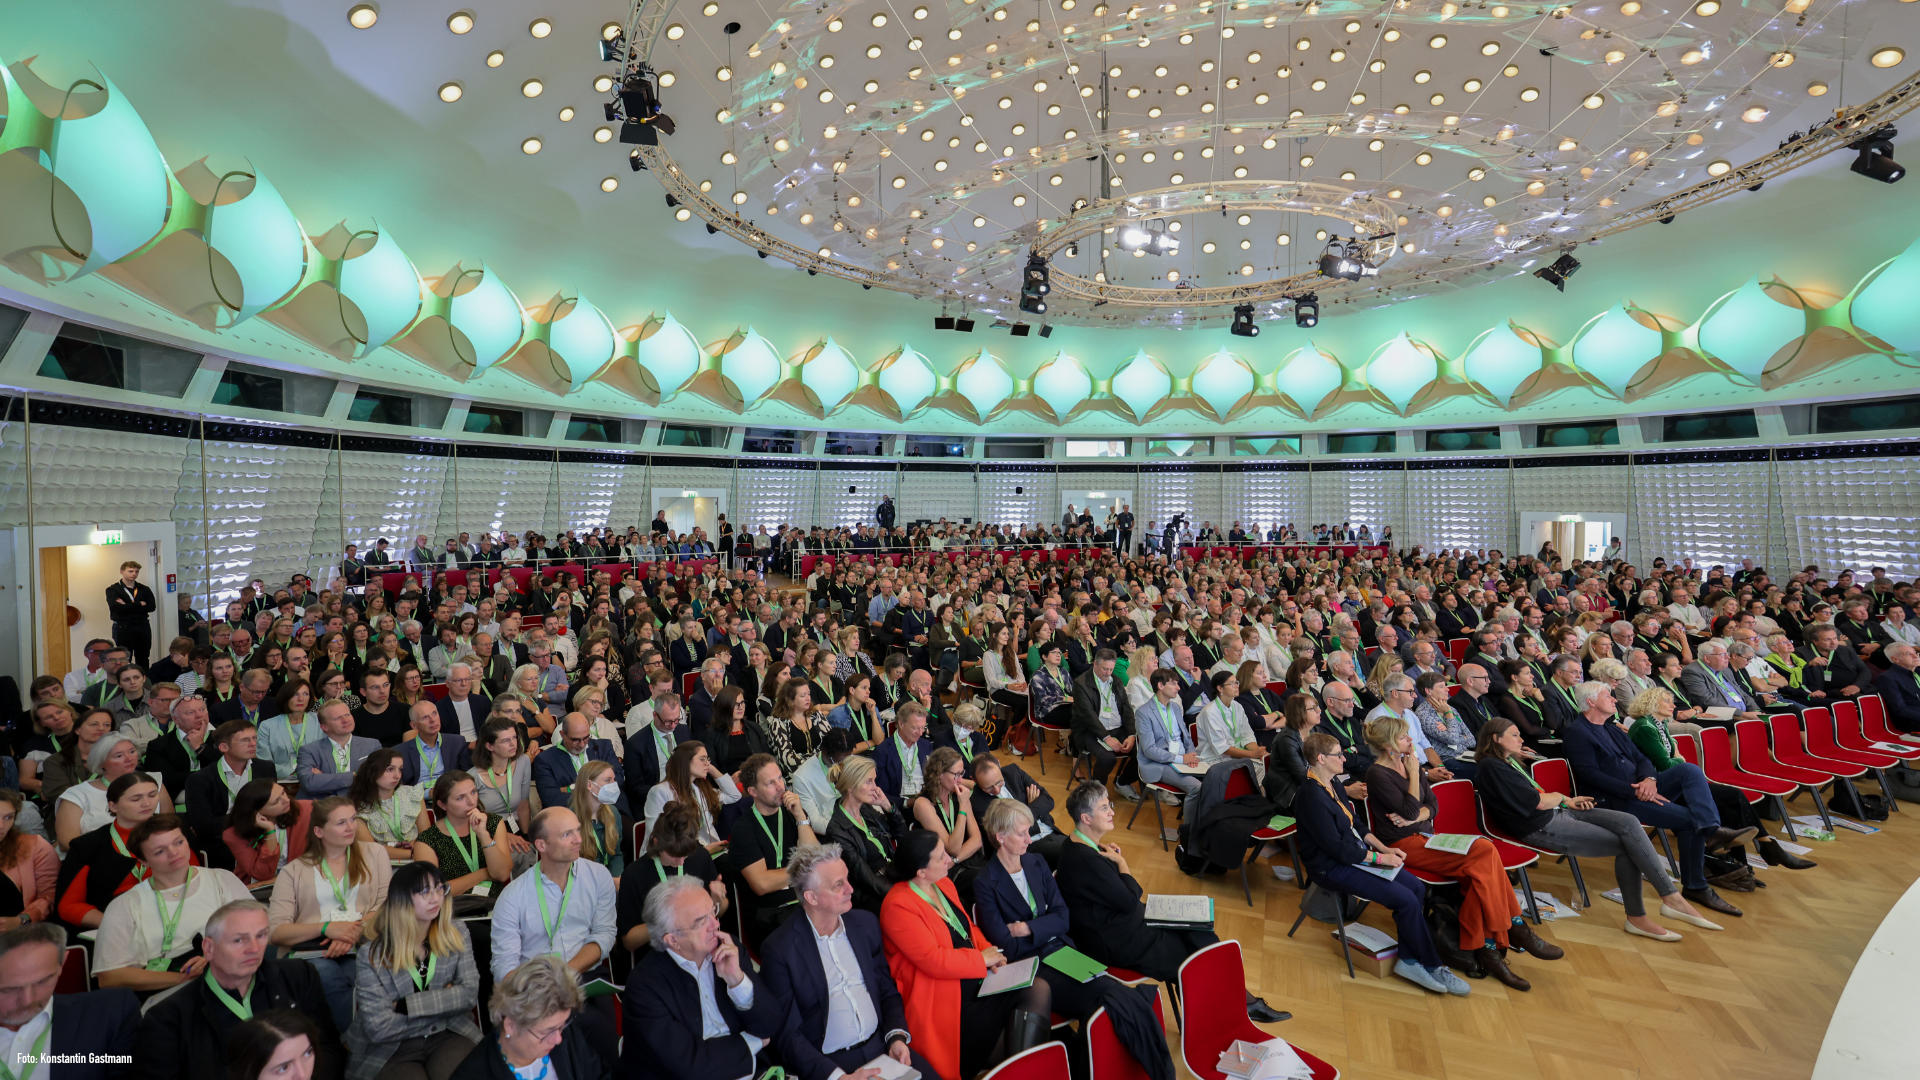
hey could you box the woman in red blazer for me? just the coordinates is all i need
[879,829,1051,1080]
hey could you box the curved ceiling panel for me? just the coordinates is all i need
[719,328,782,404]
[1852,236,1920,357]
[1110,351,1172,422]
[1571,304,1664,399]
[1031,352,1093,420]
[444,264,523,372]
[1459,323,1543,406]
[545,297,616,391]
[874,345,937,416]
[1192,352,1255,420]
[49,72,170,274]
[799,337,860,411]
[1365,333,1439,415]
[1275,344,1344,418]
[205,169,308,323]
[333,224,422,356]
[954,351,1014,420]
[636,313,702,399]
[1697,278,1807,383]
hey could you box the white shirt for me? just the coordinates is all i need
[992,783,1054,838]
[665,949,763,1077]
[95,869,252,975]
[808,917,880,1057]
[0,1000,52,1072]
[644,777,742,847]
[56,782,112,836]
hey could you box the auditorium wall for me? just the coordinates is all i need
[3,396,1918,690]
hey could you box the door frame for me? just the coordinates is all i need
[650,488,729,535]
[10,521,177,687]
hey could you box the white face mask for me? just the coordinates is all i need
[595,783,621,805]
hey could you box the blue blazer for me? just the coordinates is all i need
[758,910,910,1080]
[1560,716,1656,803]
[1873,668,1920,730]
[532,740,626,813]
[870,737,932,807]
[973,852,1075,962]
[397,733,470,786]
[294,735,383,798]
[619,945,780,1080]
[54,989,138,1080]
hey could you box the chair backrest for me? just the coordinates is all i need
[1446,638,1469,665]
[983,1041,1071,1080]
[1530,757,1576,798]
[1768,712,1808,754]
[1861,693,1890,736]
[1673,732,1701,766]
[680,672,699,698]
[1177,940,1256,1080]
[1224,765,1256,801]
[54,945,88,995]
[629,819,647,861]
[1802,707,1845,755]
[1734,718,1777,763]
[424,682,451,702]
[1087,996,1167,1080]
[1700,725,1738,771]
[1832,699,1861,735]
[1430,778,1478,834]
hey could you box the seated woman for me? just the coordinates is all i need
[1493,658,1555,747]
[349,861,482,1080]
[826,672,885,752]
[643,740,742,851]
[1625,687,1816,873]
[1029,641,1075,731]
[225,779,313,886]
[56,734,165,852]
[410,771,515,900]
[975,799,1176,1080]
[0,791,56,930]
[1294,730,1470,995]
[879,829,1052,1080]
[1411,671,1478,779]
[824,753,908,914]
[267,795,394,1031]
[352,748,429,861]
[55,772,165,929]
[1361,715,1561,991]
[93,814,253,992]
[1054,781,1288,1023]
[1473,717,1723,941]
[38,707,115,818]
[1196,669,1264,779]
[702,686,769,777]
[469,717,535,842]
[1237,660,1286,736]
[615,802,728,954]
[453,955,604,1080]
[568,759,626,878]
[910,747,985,904]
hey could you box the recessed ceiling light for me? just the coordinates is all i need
[486,50,505,67]
[702,2,719,15]
[1695,0,1719,13]
[1414,151,1433,165]
[675,207,692,221]
[447,11,473,34]
[716,65,732,81]
[521,137,542,154]
[1807,80,1829,96]
[600,177,619,192]
[1681,48,1704,65]
[1872,46,1905,68]
[557,106,574,121]
[438,81,463,102]
[1707,159,1731,176]
[601,21,622,40]
[348,5,379,29]
[1527,180,1547,194]
[594,75,613,92]
[593,126,612,142]
[529,18,551,38]
[1741,105,1769,122]
[1481,41,1500,56]
[1414,70,1431,84]
[1583,93,1604,109]
[1619,0,1641,12]
[521,79,543,97]
[1429,34,1447,48]
[658,72,675,87]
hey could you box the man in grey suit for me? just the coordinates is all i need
[1677,642,1764,730]
[295,700,382,797]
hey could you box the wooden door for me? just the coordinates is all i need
[38,546,68,678]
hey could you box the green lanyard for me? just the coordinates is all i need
[420,743,443,781]
[175,727,202,771]
[894,736,919,784]
[408,951,439,992]
[382,796,408,842]
[936,796,963,834]
[0,1020,51,1080]
[152,870,196,961]
[535,867,576,953]
[1157,699,1182,742]
[1071,829,1103,851]
[442,821,480,873]
[1555,682,1578,710]
[204,971,253,1020]
[1011,872,1037,916]
[955,733,975,764]
[219,758,248,798]
[845,807,888,858]
[910,881,968,939]
[1506,756,1544,792]
[752,808,787,868]
[486,766,517,810]
[318,855,354,914]
[333,740,351,772]
[651,856,685,881]
[109,825,149,882]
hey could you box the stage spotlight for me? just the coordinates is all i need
[1019,253,1050,315]
[935,315,956,330]
[1851,126,1905,184]
[705,223,718,235]
[1120,224,1150,249]
[1230,303,1259,338]
[599,33,624,63]
[1039,325,1054,338]
[1293,293,1319,329]
[1533,252,1581,291]
[664,194,679,208]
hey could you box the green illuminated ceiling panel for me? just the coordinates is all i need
[637,313,702,400]
[49,73,169,275]
[721,328,782,404]
[205,169,307,322]
[874,346,937,415]
[1275,344,1344,417]
[1460,323,1541,406]
[1032,352,1092,419]
[1571,304,1663,398]
[1110,351,1171,421]
[333,224,422,356]
[1365,333,1438,415]
[1192,351,1254,420]
[546,297,616,391]
[1852,235,1920,357]
[800,337,860,410]
[955,351,1014,419]
[1697,278,1807,383]
[445,264,523,372]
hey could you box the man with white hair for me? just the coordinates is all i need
[1678,642,1764,728]
[621,876,778,1080]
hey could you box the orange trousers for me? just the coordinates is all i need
[1391,833,1525,949]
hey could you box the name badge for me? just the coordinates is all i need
[469,881,493,898]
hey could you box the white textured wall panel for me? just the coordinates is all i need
[30,427,188,527]
[1776,455,1920,578]
[1633,459,1773,568]
[607,461,654,532]
[340,449,448,554]
[1221,468,1308,537]
[978,470,1054,527]
[189,440,330,606]
[557,459,627,532]
[818,469,898,528]
[455,454,558,539]
[735,465,818,533]
[898,467,976,524]
[1141,468,1203,538]
[1307,470,1350,533]
[1512,460,1635,559]
[1406,467,1511,554]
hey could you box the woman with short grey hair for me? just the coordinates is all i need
[452,954,598,1080]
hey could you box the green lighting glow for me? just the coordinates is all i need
[1275,343,1343,417]
[721,328,782,403]
[49,74,170,274]
[546,297,616,390]
[446,264,524,371]
[800,337,860,410]
[206,170,307,322]
[1851,235,1920,357]
[1366,333,1437,414]
[637,313,701,399]
[1571,304,1662,398]
[954,351,1013,418]
[1697,277,1805,382]
[1110,351,1171,421]
[335,225,423,356]
[1032,352,1092,419]
[875,346,936,415]
[1192,351,1254,420]
[1459,323,1541,405]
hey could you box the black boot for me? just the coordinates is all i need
[1004,1009,1051,1056]
[1758,836,1817,870]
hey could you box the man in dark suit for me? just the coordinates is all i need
[0,924,138,1080]
[623,692,686,808]
[1800,622,1873,702]
[534,712,626,812]
[210,668,275,727]
[398,700,470,786]
[1873,643,1920,733]
[1538,654,1584,739]
[1070,648,1138,792]
[759,846,934,1080]
[184,719,276,867]
[871,702,933,806]
[435,664,493,744]
[620,877,779,1080]
[970,754,1068,865]
[686,659,727,733]
[132,900,345,1080]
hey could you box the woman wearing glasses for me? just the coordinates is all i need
[451,955,604,1080]
[349,861,481,1080]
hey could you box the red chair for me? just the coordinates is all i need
[1533,755,1676,880]
[1438,779,1545,921]
[1177,941,1339,1080]
[1802,708,1903,811]
[54,945,89,995]
[1769,712,1865,780]
[1732,719,1835,831]
[628,819,647,861]
[1227,767,1298,905]
[1853,695,1920,759]
[1085,996,1167,1080]
[680,672,700,699]
[424,683,451,702]
[1126,772,1189,853]
[1359,794,1456,888]
[981,1042,1071,1080]
[1445,638,1469,666]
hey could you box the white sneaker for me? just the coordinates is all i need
[1395,960,1451,994]
[1271,865,1296,882]
[1114,783,1142,802]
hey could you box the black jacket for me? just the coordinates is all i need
[1069,669,1136,755]
[758,910,909,1080]
[132,959,343,1080]
[824,802,905,914]
[50,990,139,1080]
[619,945,780,1080]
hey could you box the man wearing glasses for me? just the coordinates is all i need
[622,877,779,1080]
[1365,674,1454,783]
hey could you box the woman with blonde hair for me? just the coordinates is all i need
[1125,645,1160,713]
[823,752,908,912]
[348,861,481,1080]
[269,795,394,1030]
[507,664,557,737]
[566,760,625,877]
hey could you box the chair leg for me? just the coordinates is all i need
[1126,789,1146,830]
[1287,882,1317,938]
[1239,851,1254,908]
[1806,784,1835,830]
[1288,837,1304,889]
[1774,795,1798,841]
[1654,830,1678,878]
[1875,768,1902,812]
[1566,855,1590,908]
[1518,868,1542,924]
[1332,902,1357,979]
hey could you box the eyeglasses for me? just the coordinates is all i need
[526,1016,572,1042]
[414,883,451,899]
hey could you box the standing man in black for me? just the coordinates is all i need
[1116,503,1135,555]
[875,495,896,532]
[106,559,158,669]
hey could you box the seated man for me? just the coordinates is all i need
[758,844,936,1080]
[0,923,138,1080]
[293,700,380,798]
[872,702,933,807]
[93,815,253,991]
[181,719,275,869]
[534,712,626,812]
[730,754,819,955]
[969,753,1068,866]
[1560,682,1749,918]
[132,900,345,1080]
[1799,622,1873,702]
[1070,648,1137,790]
[1873,643,1920,734]
[1053,781,1288,1024]
[1676,643,1764,728]
[1133,668,1203,815]
[491,807,620,1066]
[620,877,779,1080]
[398,699,470,787]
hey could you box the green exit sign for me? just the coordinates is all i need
[89,529,123,545]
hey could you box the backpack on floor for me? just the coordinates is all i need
[1827,777,1891,821]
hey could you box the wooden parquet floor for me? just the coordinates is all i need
[1017,744,1919,1080]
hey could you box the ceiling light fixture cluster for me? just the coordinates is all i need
[1119,219,1179,255]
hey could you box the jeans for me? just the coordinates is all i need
[1315,863,1440,968]
[1602,762,1720,890]
[305,954,356,1033]
[1525,807,1677,916]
